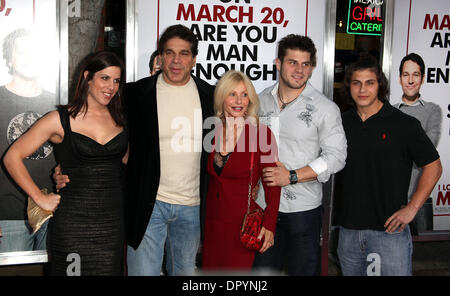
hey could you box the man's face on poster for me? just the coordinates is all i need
[10,36,39,81]
[399,60,424,101]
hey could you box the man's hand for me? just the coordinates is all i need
[53,165,70,192]
[384,159,442,233]
[262,161,290,187]
[384,204,418,233]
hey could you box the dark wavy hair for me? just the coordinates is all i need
[66,51,126,127]
[149,50,159,72]
[343,55,389,106]
[157,24,198,57]
[277,34,317,67]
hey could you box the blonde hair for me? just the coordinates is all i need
[214,70,259,123]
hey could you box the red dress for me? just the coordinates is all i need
[201,123,281,271]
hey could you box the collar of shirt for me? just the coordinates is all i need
[350,101,394,121]
[270,82,315,107]
[398,98,425,108]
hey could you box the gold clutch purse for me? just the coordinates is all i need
[27,188,53,233]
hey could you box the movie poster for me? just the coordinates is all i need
[130,0,327,93]
[390,0,450,231]
[0,0,59,254]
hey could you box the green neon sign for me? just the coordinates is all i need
[346,0,384,36]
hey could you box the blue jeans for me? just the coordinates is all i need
[126,200,200,276]
[337,226,412,276]
[0,220,48,252]
[253,206,323,275]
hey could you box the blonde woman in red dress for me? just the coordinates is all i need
[201,70,281,271]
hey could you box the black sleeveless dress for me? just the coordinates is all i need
[48,106,127,276]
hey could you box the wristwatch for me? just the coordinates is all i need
[289,170,298,185]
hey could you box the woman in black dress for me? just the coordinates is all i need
[3,51,128,275]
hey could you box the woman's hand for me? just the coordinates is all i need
[257,227,274,253]
[53,164,70,192]
[35,192,61,212]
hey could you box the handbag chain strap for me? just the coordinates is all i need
[246,139,256,214]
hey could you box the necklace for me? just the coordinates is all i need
[278,88,296,110]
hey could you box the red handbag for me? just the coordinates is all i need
[240,207,264,251]
[240,150,264,251]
